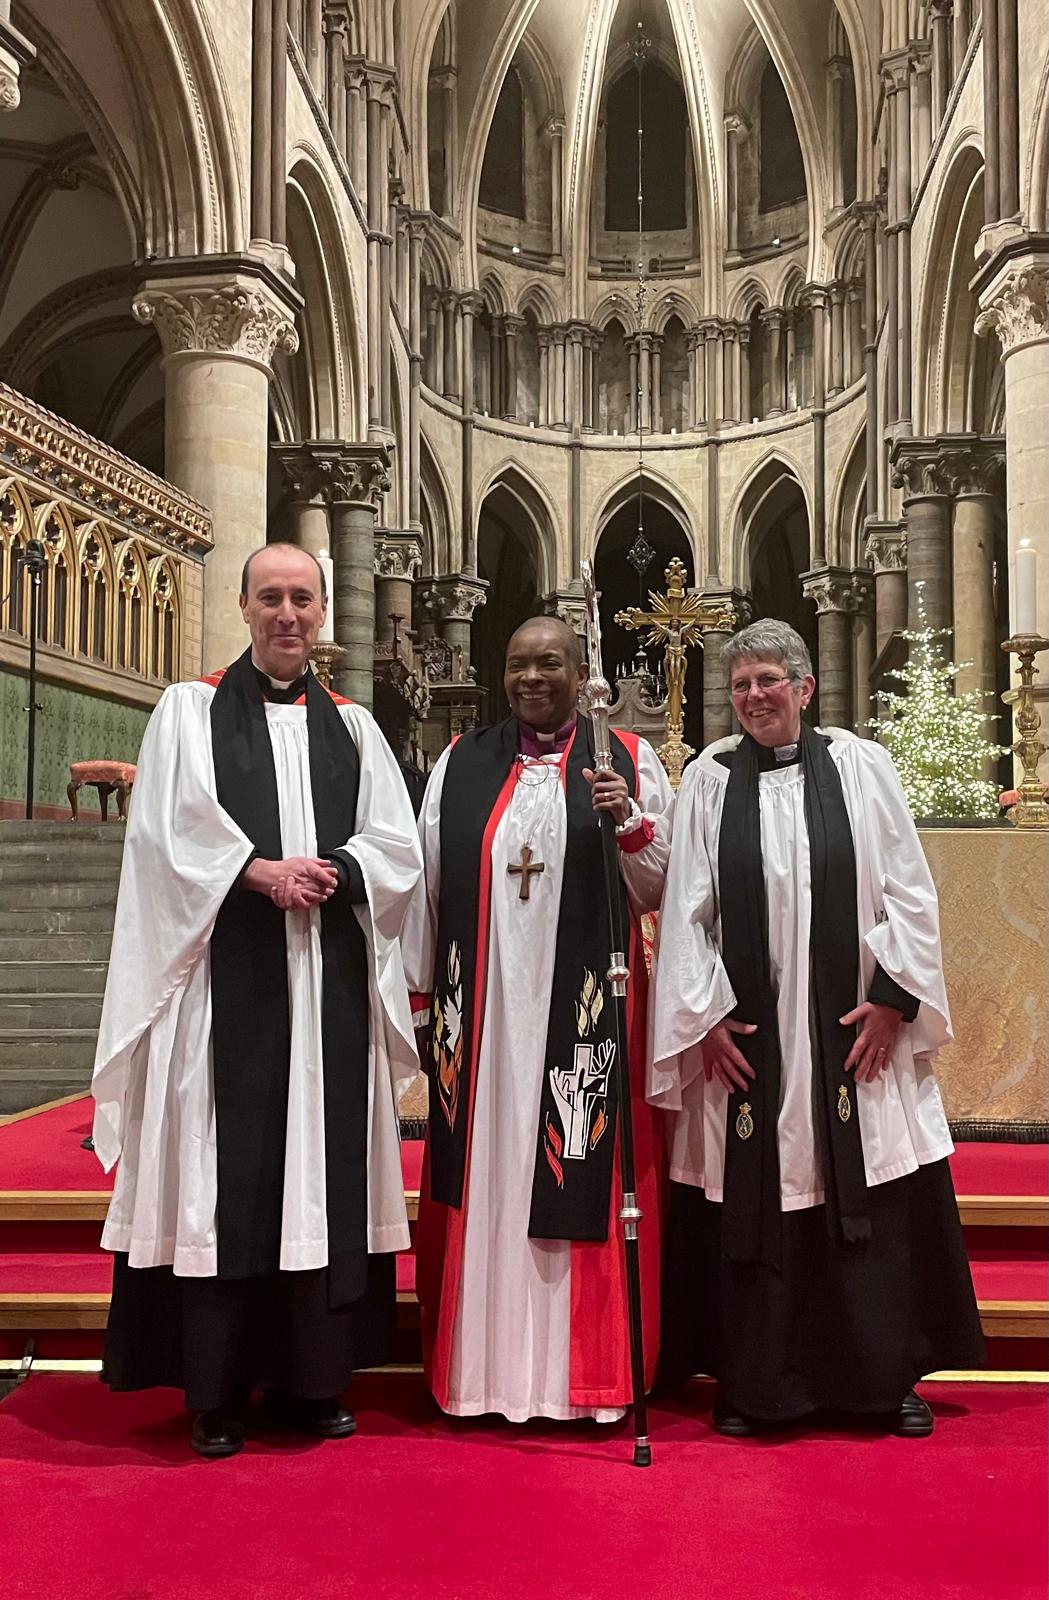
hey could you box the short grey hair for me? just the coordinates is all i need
[722,618,813,687]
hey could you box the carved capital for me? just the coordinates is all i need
[804,282,831,313]
[542,588,587,636]
[458,290,485,319]
[802,565,861,614]
[133,278,299,368]
[890,443,954,498]
[278,441,391,508]
[420,573,488,622]
[864,524,907,573]
[976,264,1049,354]
[0,61,19,112]
[724,108,751,140]
[940,441,1006,497]
[374,529,424,579]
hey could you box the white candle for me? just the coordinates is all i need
[317,550,335,643]
[1014,543,1038,637]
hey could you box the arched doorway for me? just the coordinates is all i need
[595,488,705,751]
[743,471,818,718]
[475,483,543,722]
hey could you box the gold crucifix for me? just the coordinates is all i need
[615,558,736,790]
[508,843,545,901]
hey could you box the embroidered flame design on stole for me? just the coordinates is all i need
[543,968,614,1186]
[433,940,464,1128]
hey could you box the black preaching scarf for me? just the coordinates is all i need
[717,723,871,1270]
[427,714,636,1242]
[208,647,370,1305]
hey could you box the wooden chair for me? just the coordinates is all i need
[67,760,136,821]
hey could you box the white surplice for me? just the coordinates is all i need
[648,730,954,1208]
[92,678,423,1274]
[404,738,673,1421]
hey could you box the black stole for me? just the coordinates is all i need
[208,647,370,1303]
[427,714,636,1242]
[717,723,871,1269]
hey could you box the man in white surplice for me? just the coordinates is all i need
[92,544,422,1458]
[403,617,673,1424]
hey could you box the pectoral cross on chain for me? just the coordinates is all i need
[508,843,545,902]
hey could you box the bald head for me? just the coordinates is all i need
[238,542,329,681]
[241,542,326,601]
[504,615,588,733]
[506,615,584,672]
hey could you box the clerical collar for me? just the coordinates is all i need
[252,661,309,704]
[517,715,577,759]
[748,735,800,770]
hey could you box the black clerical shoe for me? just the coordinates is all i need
[260,1390,357,1439]
[711,1393,756,1438]
[189,1409,246,1459]
[891,1390,934,1437]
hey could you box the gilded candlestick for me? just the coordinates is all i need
[1001,635,1049,829]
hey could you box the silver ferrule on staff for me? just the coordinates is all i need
[581,559,614,774]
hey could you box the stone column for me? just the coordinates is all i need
[785,310,798,411]
[305,0,324,95]
[434,67,458,216]
[286,443,390,703]
[408,215,427,526]
[0,6,34,114]
[737,324,752,424]
[858,203,881,520]
[537,328,552,426]
[850,571,876,735]
[928,1,951,128]
[374,530,423,651]
[953,0,972,67]
[724,112,749,252]
[133,266,300,672]
[998,0,1020,221]
[721,323,739,424]
[808,285,829,566]
[627,337,639,433]
[699,620,736,743]
[441,290,460,404]
[552,327,568,428]
[346,65,366,193]
[422,575,487,669]
[763,308,786,416]
[649,333,663,432]
[976,255,1049,641]
[701,319,721,431]
[846,278,864,386]
[323,3,349,155]
[273,443,332,556]
[544,114,565,262]
[892,445,953,630]
[637,333,653,433]
[424,295,440,390]
[828,281,845,396]
[947,443,1005,738]
[802,567,856,729]
[502,314,524,421]
[912,49,933,179]
[459,291,482,416]
[827,60,846,211]
[983,0,1001,224]
[866,524,908,655]
[689,329,706,428]
[250,0,274,243]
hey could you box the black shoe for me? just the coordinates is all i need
[892,1390,934,1437]
[190,1409,246,1459]
[712,1393,755,1438]
[260,1390,357,1439]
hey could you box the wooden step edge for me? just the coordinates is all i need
[978,1300,1049,1338]
[0,1091,92,1127]
[959,1195,1049,1228]
[0,1191,111,1221]
[0,1189,420,1223]
[0,1293,110,1329]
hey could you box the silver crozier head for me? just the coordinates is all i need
[580,559,614,771]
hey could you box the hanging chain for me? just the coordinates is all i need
[628,13,655,601]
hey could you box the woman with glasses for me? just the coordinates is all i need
[648,618,983,1437]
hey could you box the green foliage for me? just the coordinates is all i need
[868,584,1009,819]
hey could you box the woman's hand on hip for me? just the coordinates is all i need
[840,1001,903,1082]
[702,1019,758,1093]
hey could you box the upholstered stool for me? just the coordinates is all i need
[67,761,136,821]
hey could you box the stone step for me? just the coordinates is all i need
[0,822,126,844]
[0,994,104,1030]
[0,960,108,995]
[0,934,113,962]
[0,882,118,910]
[0,855,124,884]
[0,1030,97,1114]
[0,908,116,933]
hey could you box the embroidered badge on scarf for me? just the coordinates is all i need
[433,940,464,1129]
[543,969,614,1187]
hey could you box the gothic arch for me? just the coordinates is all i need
[420,431,456,575]
[828,420,867,569]
[477,460,560,591]
[728,450,811,588]
[915,138,987,435]
[590,468,698,567]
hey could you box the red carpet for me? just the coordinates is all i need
[0,1374,1044,1600]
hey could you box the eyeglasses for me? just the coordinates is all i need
[729,673,793,699]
